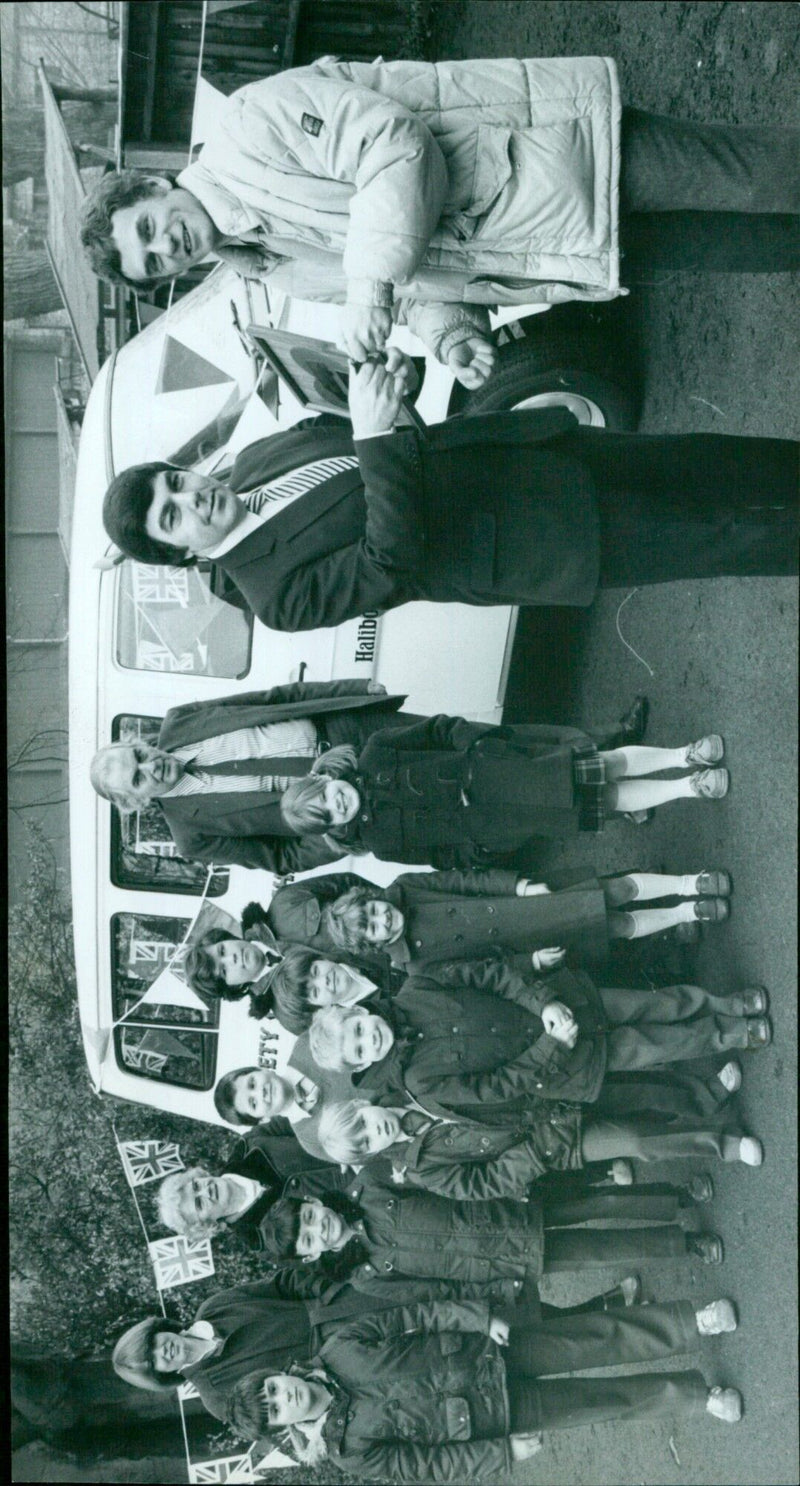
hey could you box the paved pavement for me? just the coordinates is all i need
[430,4,799,1482]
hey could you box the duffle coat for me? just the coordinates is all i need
[265,866,609,966]
[355,957,608,1114]
[180,54,622,370]
[338,715,599,867]
[317,1299,512,1483]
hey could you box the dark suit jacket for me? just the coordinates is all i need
[217,409,599,632]
[155,680,404,873]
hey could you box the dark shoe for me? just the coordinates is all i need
[745,1016,772,1048]
[741,986,769,1016]
[686,1232,725,1265]
[684,1173,715,1204]
[693,898,730,923]
[616,695,649,745]
[695,870,732,896]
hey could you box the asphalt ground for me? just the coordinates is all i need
[428,4,799,1484]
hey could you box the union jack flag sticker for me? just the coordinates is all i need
[119,1139,185,1187]
[148,1234,215,1290]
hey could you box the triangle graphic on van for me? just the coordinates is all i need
[156,335,235,394]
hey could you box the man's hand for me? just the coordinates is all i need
[446,334,497,389]
[489,1316,510,1346]
[541,1000,579,1047]
[348,349,413,439]
[340,304,393,361]
[532,946,567,970]
[510,1433,544,1461]
[522,880,552,897]
[367,680,388,694]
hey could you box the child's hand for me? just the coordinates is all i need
[489,1317,510,1345]
[542,1000,579,1047]
[532,946,566,970]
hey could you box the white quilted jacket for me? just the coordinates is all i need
[180,55,623,347]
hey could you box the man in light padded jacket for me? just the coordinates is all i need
[81,56,799,384]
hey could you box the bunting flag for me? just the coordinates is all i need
[119,1139,185,1188]
[138,966,210,1014]
[178,1379,200,1401]
[148,1234,215,1290]
[189,1450,295,1482]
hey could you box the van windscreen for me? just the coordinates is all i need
[115,560,252,679]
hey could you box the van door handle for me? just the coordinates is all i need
[289,663,307,682]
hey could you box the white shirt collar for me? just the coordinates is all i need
[204,508,262,559]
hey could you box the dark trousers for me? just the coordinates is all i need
[596,1066,730,1122]
[555,429,799,585]
[506,1300,708,1431]
[620,107,800,273]
[543,1186,687,1271]
[600,984,753,1067]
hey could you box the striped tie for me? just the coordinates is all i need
[245,455,359,515]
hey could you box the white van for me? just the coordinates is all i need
[71,263,635,1124]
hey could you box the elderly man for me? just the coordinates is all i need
[81,56,799,378]
[88,678,416,873]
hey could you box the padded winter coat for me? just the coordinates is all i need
[179,55,623,360]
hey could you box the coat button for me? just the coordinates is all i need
[487,906,495,915]
[480,1137,490,1148]
[414,939,423,948]
[489,1026,497,1034]
[451,1026,459,1034]
[386,1198,395,1209]
[364,1264,373,1273]
[445,1137,453,1146]
[384,1260,394,1271]
[361,813,369,822]
[536,1082,542,1089]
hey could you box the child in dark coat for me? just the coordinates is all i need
[276,717,732,867]
[264,863,733,972]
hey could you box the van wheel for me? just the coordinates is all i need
[453,312,639,430]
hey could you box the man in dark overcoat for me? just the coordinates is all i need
[101,357,799,632]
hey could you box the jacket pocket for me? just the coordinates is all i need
[444,1396,473,1439]
[468,126,514,217]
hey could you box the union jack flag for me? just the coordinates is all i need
[119,1139,185,1188]
[189,1451,295,1482]
[148,1234,215,1290]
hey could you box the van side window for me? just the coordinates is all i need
[110,715,229,896]
[111,912,219,1090]
[114,559,252,679]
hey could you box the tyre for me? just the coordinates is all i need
[454,307,640,430]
